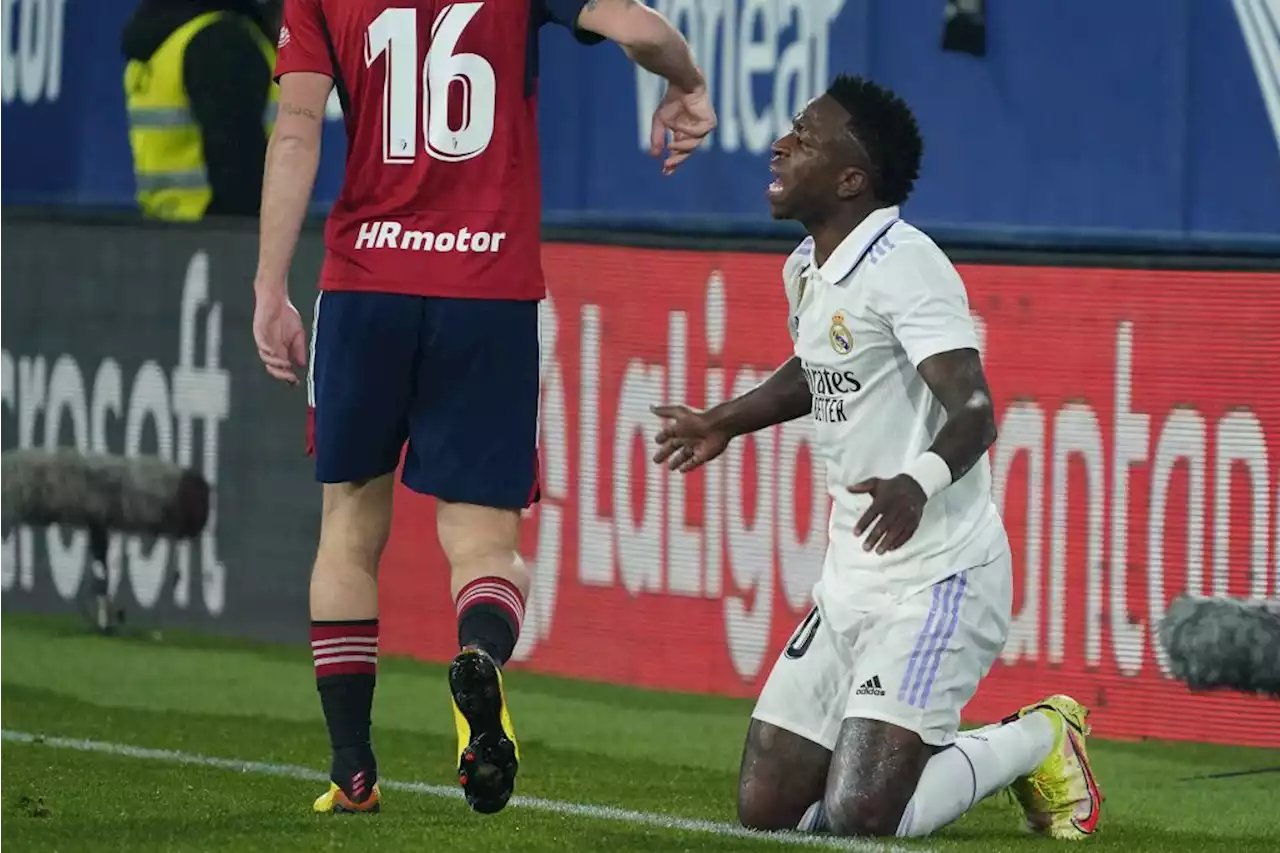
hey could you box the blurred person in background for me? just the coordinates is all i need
[123,0,282,220]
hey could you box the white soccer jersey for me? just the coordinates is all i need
[784,206,1006,626]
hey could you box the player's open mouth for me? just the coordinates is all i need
[767,166,785,198]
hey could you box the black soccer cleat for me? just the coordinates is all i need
[449,648,519,814]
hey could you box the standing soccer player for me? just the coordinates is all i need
[252,0,715,816]
[652,76,1103,840]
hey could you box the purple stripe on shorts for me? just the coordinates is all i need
[907,573,966,708]
[915,571,969,709]
[898,577,949,704]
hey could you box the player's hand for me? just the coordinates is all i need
[649,82,717,175]
[253,291,308,386]
[848,474,928,555]
[651,404,730,473]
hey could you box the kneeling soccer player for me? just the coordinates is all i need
[651,75,1103,839]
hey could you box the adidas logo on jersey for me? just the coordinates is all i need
[855,675,885,697]
[354,221,508,254]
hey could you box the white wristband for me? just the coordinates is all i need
[904,452,952,500]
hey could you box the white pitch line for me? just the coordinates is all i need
[2,729,926,852]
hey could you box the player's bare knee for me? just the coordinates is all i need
[735,798,765,831]
[736,787,791,832]
[736,725,781,829]
[736,720,829,831]
[437,501,528,594]
[822,718,927,836]
[316,477,395,576]
[735,772,768,830]
[823,788,899,838]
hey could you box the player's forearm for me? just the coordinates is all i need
[915,350,999,484]
[927,394,998,481]
[591,2,703,92]
[254,130,320,296]
[707,357,811,437]
[623,41,703,92]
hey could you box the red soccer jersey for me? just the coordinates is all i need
[275,0,594,301]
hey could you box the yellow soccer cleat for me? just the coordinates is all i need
[312,780,381,814]
[449,647,520,814]
[1004,694,1103,840]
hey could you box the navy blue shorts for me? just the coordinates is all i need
[306,291,540,509]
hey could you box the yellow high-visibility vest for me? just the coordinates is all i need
[124,11,279,220]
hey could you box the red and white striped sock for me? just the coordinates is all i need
[455,576,525,665]
[311,620,379,679]
[311,619,378,760]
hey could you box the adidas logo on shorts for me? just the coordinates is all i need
[855,675,886,697]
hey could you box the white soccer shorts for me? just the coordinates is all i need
[751,546,1012,749]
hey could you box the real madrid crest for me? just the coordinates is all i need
[829,311,853,354]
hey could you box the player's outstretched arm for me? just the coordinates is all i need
[574,0,716,174]
[252,71,332,386]
[707,356,812,437]
[574,0,702,91]
[651,357,810,473]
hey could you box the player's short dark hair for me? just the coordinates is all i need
[826,75,923,206]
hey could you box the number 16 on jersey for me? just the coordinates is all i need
[366,2,496,165]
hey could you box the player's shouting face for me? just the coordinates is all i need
[766,95,876,223]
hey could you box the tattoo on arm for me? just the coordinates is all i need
[916,349,998,481]
[280,102,320,121]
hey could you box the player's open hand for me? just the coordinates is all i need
[651,404,730,473]
[253,291,308,386]
[849,474,928,555]
[649,83,717,175]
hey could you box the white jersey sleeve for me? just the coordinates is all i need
[781,236,815,342]
[871,237,980,366]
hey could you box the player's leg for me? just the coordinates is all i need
[738,721,832,830]
[814,563,1012,835]
[822,699,1095,838]
[737,605,846,830]
[404,296,540,814]
[440,503,530,665]
[810,550,1100,838]
[820,714,1060,837]
[887,554,1102,839]
[307,291,420,814]
[813,562,1007,835]
[438,502,527,814]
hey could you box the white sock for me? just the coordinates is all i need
[797,800,826,832]
[895,713,1056,837]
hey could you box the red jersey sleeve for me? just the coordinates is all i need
[274,0,332,80]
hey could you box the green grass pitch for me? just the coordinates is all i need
[2,613,1278,852]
